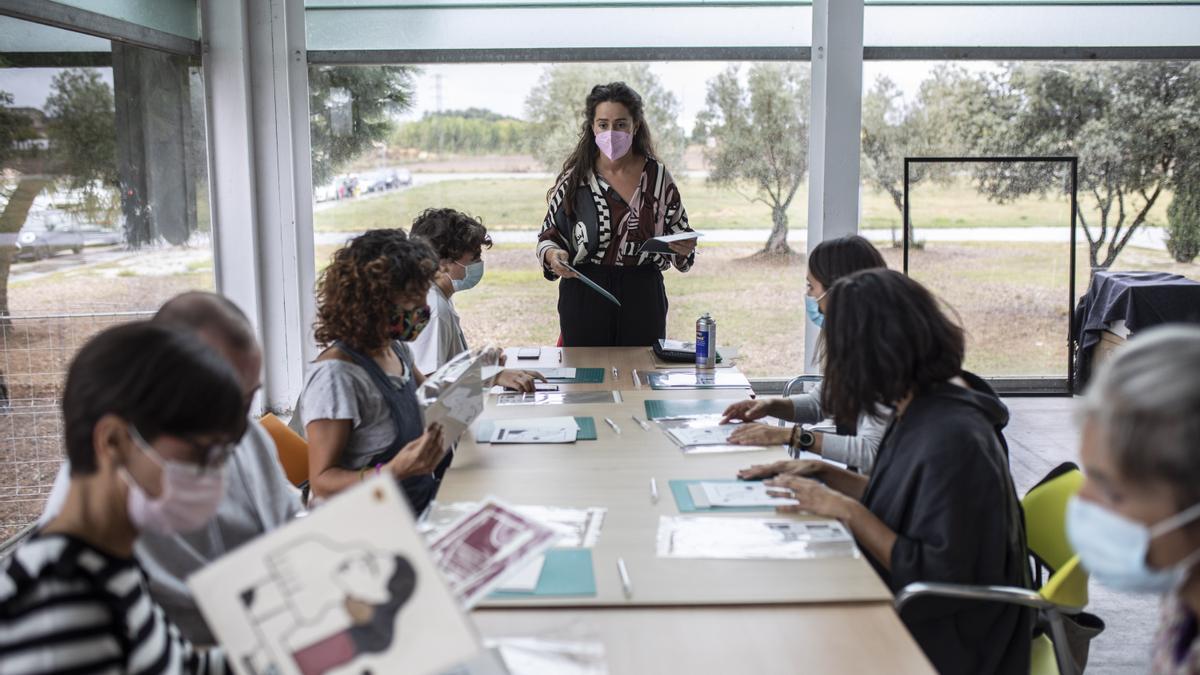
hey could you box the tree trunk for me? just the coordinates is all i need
[762,205,793,256]
[0,177,52,320]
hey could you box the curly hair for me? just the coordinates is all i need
[410,208,493,262]
[314,229,438,352]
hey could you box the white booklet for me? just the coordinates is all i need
[489,417,579,444]
[420,348,492,451]
[637,231,702,255]
[656,515,859,560]
[188,477,487,675]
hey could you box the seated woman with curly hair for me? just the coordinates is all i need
[296,229,448,512]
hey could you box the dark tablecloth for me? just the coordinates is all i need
[1073,271,1200,392]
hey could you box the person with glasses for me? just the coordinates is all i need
[297,230,447,511]
[36,292,303,646]
[720,235,890,472]
[0,321,245,673]
[1066,326,1200,674]
[408,207,545,391]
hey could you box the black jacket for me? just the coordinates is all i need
[861,372,1032,675]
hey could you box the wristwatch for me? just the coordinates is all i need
[788,425,817,459]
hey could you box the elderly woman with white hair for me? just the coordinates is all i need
[1067,325,1200,674]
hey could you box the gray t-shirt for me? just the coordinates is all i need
[295,342,417,471]
[790,380,891,472]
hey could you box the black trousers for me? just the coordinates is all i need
[559,263,669,347]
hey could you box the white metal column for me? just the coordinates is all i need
[804,0,864,372]
[201,0,316,414]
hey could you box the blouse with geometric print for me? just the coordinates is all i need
[536,158,695,279]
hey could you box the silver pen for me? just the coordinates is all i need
[650,477,659,503]
[604,417,621,434]
[632,368,641,389]
[617,557,633,598]
[631,414,650,431]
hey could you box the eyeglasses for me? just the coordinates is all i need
[129,425,236,476]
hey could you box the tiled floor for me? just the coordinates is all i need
[1003,397,1156,675]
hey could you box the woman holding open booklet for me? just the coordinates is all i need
[536,82,698,347]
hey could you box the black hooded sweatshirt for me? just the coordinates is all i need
[860,372,1032,675]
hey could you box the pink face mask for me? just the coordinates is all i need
[595,130,633,161]
[122,427,229,535]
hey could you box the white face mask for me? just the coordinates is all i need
[1066,495,1200,594]
[122,427,230,535]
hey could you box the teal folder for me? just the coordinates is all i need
[643,398,743,420]
[475,417,598,443]
[669,479,780,513]
[489,548,597,598]
[543,367,605,384]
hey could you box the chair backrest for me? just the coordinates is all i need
[1023,463,1088,608]
[259,413,309,487]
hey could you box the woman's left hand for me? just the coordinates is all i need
[667,239,697,256]
[765,475,855,520]
[495,368,546,393]
[728,422,791,446]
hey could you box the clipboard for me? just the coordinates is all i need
[562,263,621,306]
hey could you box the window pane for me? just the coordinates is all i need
[0,18,213,538]
[861,60,1200,382]
[308,61,809,378]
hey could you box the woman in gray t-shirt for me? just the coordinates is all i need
[298,230,448,506]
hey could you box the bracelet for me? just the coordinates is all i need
[788,425,802,458]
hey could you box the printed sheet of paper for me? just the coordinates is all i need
[657,416,767,453]
[493,555,547,593]
[532,367,577,380]
[420,349,493,451]
[495,391,621,407]
[188,477,484,675]
[428,500,558,609]
[695,481,799,508]
[561,264,621,307]
[489,417,579,444]
[423,504,607,549]
[656,515,858,560]
[646,370,751,390]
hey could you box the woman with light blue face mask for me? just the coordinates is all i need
[409,208,545,392]
[723,235,891,473]
[1067,325,1200,674]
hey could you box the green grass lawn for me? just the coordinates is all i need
[314,176,1173,233]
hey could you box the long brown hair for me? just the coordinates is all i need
[820,269,965,428]
[548,82,658,217]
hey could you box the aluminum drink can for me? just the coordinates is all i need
[696,313,717,369]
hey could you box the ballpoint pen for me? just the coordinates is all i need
[617,557,633,598]
[631,368,641,389]
[631,414,650,431]
[650,477,659,503]
[604,417,621,434]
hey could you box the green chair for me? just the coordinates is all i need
[896,463,1090,675]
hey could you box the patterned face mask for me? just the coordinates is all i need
[389,304,431,342]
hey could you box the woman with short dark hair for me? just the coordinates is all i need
[409,208,544,392]
[742,268,1032,675]
[537,82,697,346]
[298,229,447,510]
[722,234,889,471]
[0,321,245,672]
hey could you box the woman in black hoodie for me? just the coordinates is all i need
[741,268,1032,674]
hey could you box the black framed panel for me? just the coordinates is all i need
[903,156,1079,394]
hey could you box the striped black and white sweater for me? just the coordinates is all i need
[0,533,225,675]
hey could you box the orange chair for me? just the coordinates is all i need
[259,413,309,488]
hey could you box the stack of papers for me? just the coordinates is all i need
[665,425,738,447]
[645,370,751,390]
[489,417,580,444]
[656,516,859,560]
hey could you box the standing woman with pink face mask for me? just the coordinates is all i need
[537,82,698,346]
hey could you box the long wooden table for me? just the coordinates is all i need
[451,347,933,673]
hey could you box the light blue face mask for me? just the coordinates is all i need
[452,260,485,292]
[1066,495,1200,594]
[805,293,826,328]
